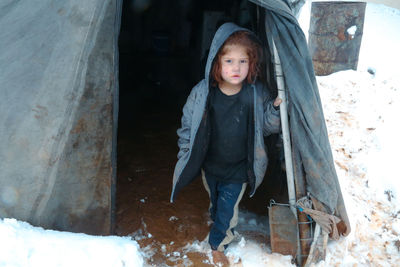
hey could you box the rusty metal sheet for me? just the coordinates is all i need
[308,1,367,75]
[269,205,299,257]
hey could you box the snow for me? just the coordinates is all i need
[358,3,400,81]
[177,211,296,266]
[0,218,143,267]
[346,25,357,37]
[1,2,400,267]
[314,69,400,266]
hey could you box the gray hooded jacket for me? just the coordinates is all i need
[171,23,280,202]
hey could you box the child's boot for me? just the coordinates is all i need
[212,250,229,267]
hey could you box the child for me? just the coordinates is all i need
[171,22,281,266]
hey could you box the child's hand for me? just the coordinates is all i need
[273,97,282,107]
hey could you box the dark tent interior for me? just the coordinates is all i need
[116,0,289,263]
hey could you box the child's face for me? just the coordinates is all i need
[219,44,249,89]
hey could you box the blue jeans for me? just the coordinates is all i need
[202,171,247,251]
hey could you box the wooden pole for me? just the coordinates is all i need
[271,40,302,266]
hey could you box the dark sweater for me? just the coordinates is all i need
[203,86,249,183]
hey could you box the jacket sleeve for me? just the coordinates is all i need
[263,87,281,136]
[176,87,196,159]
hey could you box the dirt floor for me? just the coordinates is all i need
[115,90,211,265]
[115,85,289,266]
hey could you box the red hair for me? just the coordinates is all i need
[211,31,261,86]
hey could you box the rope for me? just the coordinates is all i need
[297,197,341,240]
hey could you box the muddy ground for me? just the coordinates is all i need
[115,86,288,266]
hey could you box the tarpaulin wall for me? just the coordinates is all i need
[0,0,120,235]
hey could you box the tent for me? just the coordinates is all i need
[0,0,121,234]
[0,0,350,263]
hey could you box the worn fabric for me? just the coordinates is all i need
[203,86,249,184]
[202,171,247,251]
[170,22,281,202]
[297,197,341,240]
[0,0,118,234]
[249,0,350,235]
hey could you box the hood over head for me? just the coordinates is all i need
[204,22,253,86]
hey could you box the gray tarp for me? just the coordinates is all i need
[0,0,120,234]
[250,0,350,235]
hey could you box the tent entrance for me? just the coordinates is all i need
[116,0,288,263]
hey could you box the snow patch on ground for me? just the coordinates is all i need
[0,218,143,267]
[315,70,400,266]
[179,211,295,267]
